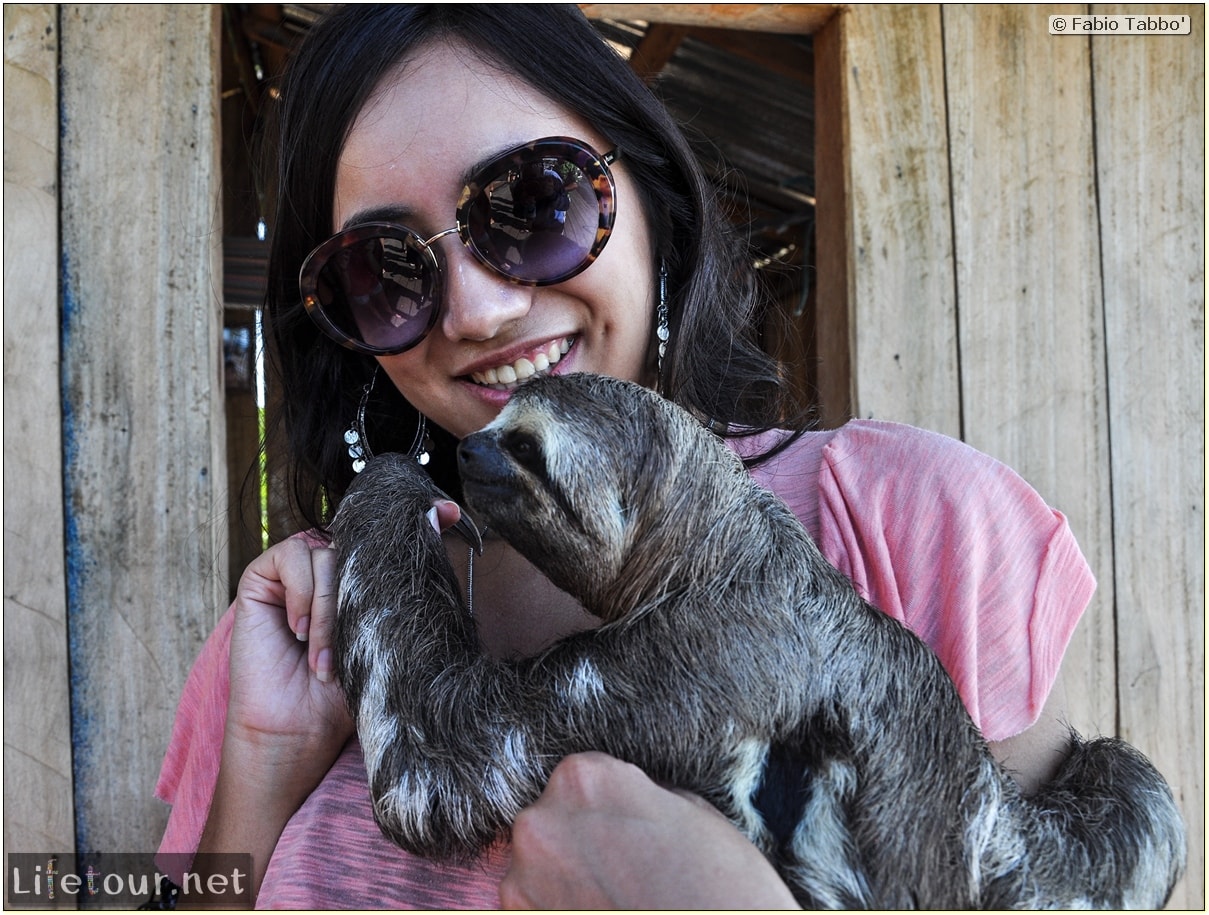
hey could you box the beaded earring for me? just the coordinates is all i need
[345,366,430,473]
[656,260,670,379]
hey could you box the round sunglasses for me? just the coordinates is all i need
[299,136,619,356]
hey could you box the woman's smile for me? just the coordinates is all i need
[465,335,574,390]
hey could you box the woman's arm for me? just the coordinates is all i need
[988,666,1074,795]
[194,538,354,899]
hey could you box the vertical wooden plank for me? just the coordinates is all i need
[943,4,1116,746]
[1091,6,1204,907]
[812,10,854,427]
[816,4,961,436]
[2,3,75,857]
[59,5,226,854]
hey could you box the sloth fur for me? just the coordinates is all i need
[331,372,1185,909]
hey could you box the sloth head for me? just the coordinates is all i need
[458,373,748,619]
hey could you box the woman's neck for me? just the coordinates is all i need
[445,534,600,660]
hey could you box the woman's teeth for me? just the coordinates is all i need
[470,338,572,389]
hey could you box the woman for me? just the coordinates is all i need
[155,5,1093,908]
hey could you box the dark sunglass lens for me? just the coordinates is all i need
[469,154,606,283]
[313,234,437,351]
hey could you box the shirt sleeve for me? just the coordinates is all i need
[152,530,328,883]
[153,604,233,884]
[809,420,1095,741]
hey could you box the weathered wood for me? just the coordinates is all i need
[2,2,75,857]
[811,11,854,426]
[814,5,960,436]
[58,4,226,855]
[630,23,687,83]
[1091,5,1205,907]
[580,3,835,34]
[681,26,815,87]
[942,3,1117,747]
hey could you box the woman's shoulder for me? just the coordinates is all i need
[824,417,1012,469]
[812,418,1078,549]
[730,418,1005,538]
[744,417,1087,593]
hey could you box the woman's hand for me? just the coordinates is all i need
[199,537,355,898]
[499,752,800,910]
[225,536,354,771]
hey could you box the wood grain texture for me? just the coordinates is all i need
[826,7,1201,901]
[1091,5,1204,907]
[2,3,75,857]
[812,10,854,427]
[942,2,1117,747]
[58,4,226,855]
[833,4,961,437]
[579,4,835,34]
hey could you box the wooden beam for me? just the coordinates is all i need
[815,5,960,435]
[3,2,75,858]
[631,22,688,82]
[580,4,836,34]
[811,11,853,426]
[59,4,227,855]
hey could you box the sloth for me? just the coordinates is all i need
[330,372,1185,909]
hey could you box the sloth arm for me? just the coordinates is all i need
[496,629,1076,910]
[499,691,1074,910]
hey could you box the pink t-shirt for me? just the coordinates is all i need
[155,420,1094,909]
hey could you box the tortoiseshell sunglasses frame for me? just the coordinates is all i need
[299,136,619,356]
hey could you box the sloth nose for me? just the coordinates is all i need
[457,434,512,485]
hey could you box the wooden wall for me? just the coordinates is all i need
[4,3,227,867]
[3,2,1202,909]
[3,3,75,858]
[816,5,1204,908]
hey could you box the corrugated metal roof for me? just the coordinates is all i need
[592,17,814,281]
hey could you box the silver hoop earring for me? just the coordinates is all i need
[656,260,670,379]
[345,366,431,473]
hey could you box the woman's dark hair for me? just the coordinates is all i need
[262,3,808,533]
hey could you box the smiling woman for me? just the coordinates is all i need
[262,6,802,517]
[153,4,1107,908]
[329,48,655,441]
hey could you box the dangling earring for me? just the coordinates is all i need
[656,260,670,380]
[345,366,431,473]
[408,414,431,467]
[344,373,374,474]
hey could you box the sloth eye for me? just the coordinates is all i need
[503,430,543,473]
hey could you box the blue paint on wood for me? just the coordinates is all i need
[59,241,94,858]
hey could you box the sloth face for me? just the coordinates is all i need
[457,373,697,615]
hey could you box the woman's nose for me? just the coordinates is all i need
[437,244,534,342]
